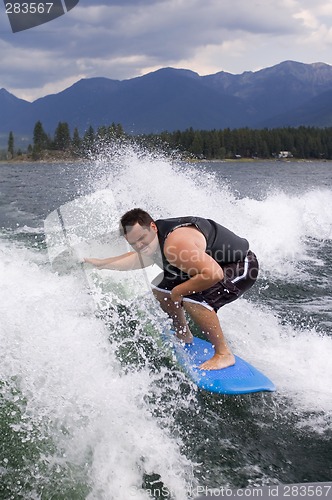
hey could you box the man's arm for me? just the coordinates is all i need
[164,227,224,302]
[83,251,154,271]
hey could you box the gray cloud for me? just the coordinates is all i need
[0,0,332,100]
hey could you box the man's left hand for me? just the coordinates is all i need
[170,288,184,307]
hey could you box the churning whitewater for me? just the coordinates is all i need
[1,145,331,498]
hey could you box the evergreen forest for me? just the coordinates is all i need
[4,121,332,160]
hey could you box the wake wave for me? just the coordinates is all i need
[0,240,195,499]
[1,146,331,496]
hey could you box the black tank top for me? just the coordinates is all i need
[155,216,249,277]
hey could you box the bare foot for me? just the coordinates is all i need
[199,353,235,371]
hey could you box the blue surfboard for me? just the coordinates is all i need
[163,332,276,395]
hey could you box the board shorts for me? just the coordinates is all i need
[151,250,259,312]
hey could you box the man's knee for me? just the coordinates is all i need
[184,301,215,318]
[152,288,168,302]
[152,288,173,312]
[152,288,185,319]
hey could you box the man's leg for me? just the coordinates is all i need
[184,302,235,370]
[152,289,193,342]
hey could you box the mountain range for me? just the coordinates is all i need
[1,60,332,148]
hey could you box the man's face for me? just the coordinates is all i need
[125,222,159,257]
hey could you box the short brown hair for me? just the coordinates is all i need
[120,208,155,236]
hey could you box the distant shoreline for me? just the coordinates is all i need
[1,146,331,165]
[0,150,82,164]
[1,156,329,165]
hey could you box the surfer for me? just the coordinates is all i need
[84,209,259,371]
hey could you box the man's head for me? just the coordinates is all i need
[120,208,159,256]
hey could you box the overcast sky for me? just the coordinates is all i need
[1,0,332,101]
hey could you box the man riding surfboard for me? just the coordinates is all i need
[84,208,259,371]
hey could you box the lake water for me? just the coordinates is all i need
[0,145,331,499]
